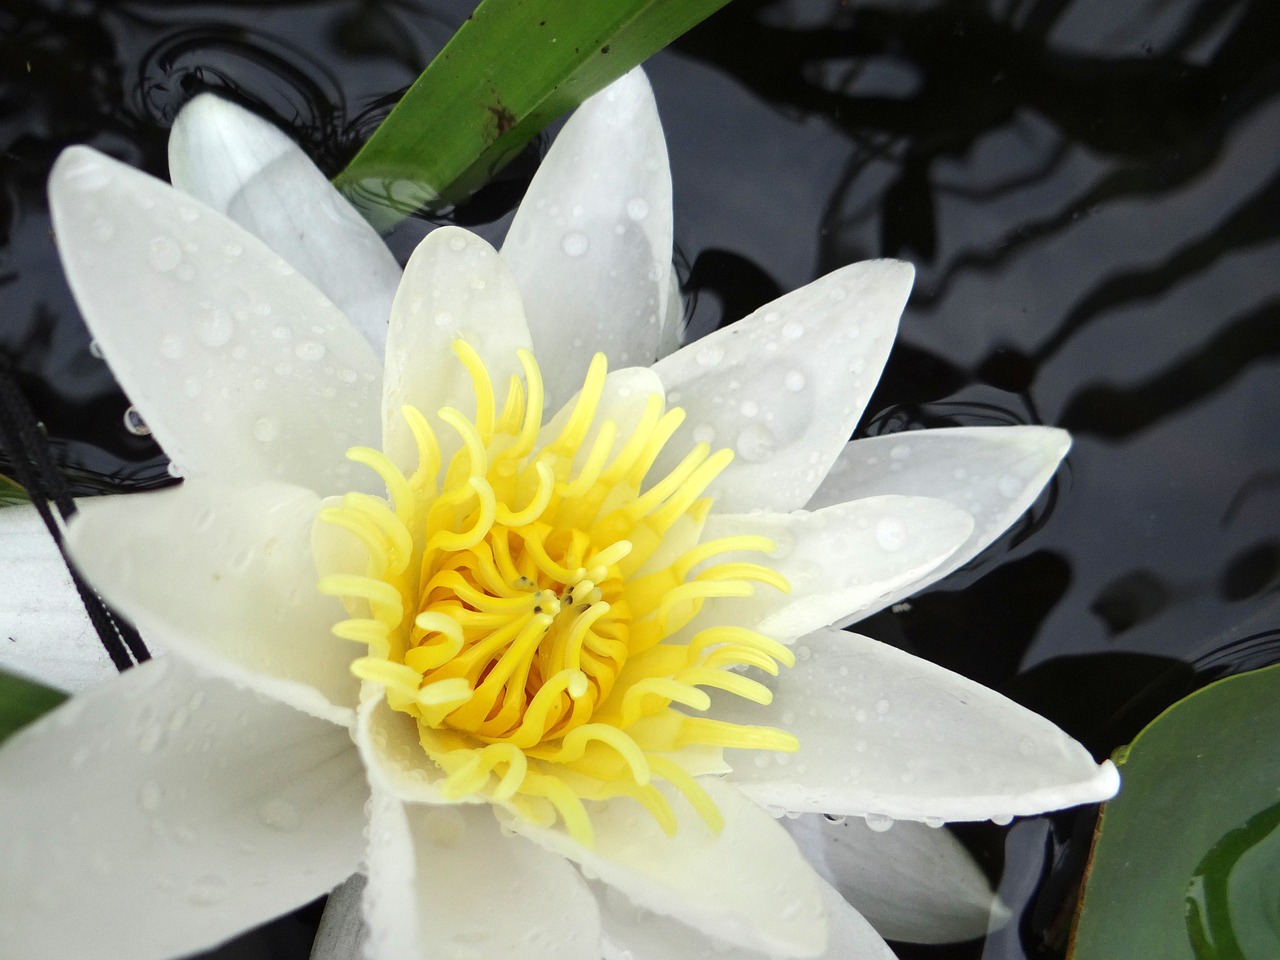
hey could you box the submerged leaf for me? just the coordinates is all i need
[1071,664,1280,959]
[334,0,732,217]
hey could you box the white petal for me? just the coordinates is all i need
[509,779,829,958]
[808,427,1071,618]
[600,879,896,960]
[0,504,112,691]
[650,261,911,513]
[65,482,357,725]
[539,365,667,472]
[48,147,382,495]
[363,788,600,960]
[0,657,366,960]
[168,95,402,353]
[502,68,673,409]
[718,627,1120,820]
[311,873,367,960]
[695,496,973,643]
[785,815,997,944]
[383,226,533,470]
[354,692,465,805]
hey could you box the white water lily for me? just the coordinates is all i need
[0,70,1118,960]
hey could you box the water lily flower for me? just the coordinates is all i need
[0,70,1117,960]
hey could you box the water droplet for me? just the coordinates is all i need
[874,698,891,715]
[889,444,911,460]
[257,798,301,832]
[90,218,114,242]
[222,241,242,258]
[822,813,847,824]
[338,368,358,384]
[784,370,806,392]
[625,197,649,221]
[736,423,775,462]
[740,399,759,418]
[166,461,185,479]
[182,377,201,398]
[1018,737,1035,756]
[998,475,1023,498]
[148,237,182,272]
[874,516,907,552]
[252,418,279,443]
[448,233,468,252]
[294,340,325,362]
[123,406,151,437]
[177,205,199,223]
[87,339,104,359]
[923,816,946,829]
[193,308,234,348]
[187,875,229,906]
[864,813,895,832]
[695,342,724,367]
[561,231,589,257]
[782,320,804,341]
[990,813,1015,826]
[138,780,163,812]
[422,808,466,847]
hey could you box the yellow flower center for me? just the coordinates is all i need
[318,340,797,845]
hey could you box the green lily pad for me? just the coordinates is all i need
[1070,663,1280,959]
[0,669,67,745]
[335,0,731,219]
[0,474,29,507]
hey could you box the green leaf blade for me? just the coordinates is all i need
[335,0,732,216]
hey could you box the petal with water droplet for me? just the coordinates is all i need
[650,260,911,513]
[686,495,973,644]
[784,814,1001,944]
[362,787,600,960]
[599,875,894,960]
[48,147,382,496]
[168,95,402,353]
[383,227,532,471]
[65,480,357,724]
[0,657,366,960]
[509,779,829,958]
[716,627,1120,821]
[0,504,112,692]
[808,426,1072,621]
[502,69,673,410]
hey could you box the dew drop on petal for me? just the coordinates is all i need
[874,516,907,552]
[187,875,229,906]
[448,234,468,252]
[782,320,804,341]
[252,417,279,443]
[294,340,325,362]
[88,339,104,359]
[561,231,589,257]
[990,813,1015,826]
[735,423,775,463]
[257,798,301,832]
[923,816,945,829]
[864,813,895,832]
[998,474,1024,498]
[695,342,724,367]
[784,370,806,392]
[90,218,114,242]
[148,236,182,272]
[159,333,184,359]
[123,406,151,437]
[625,197,650,221]
[193,308,234,348]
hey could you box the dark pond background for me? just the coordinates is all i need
[3,0,1278,957]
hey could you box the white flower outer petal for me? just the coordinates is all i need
[65,482,357,725]
[168,95,403,353]
[657,264,686,359]
[48,147,382,496]
[695,495,973,643]
[363,786,601,960]
[508,779,830,959]
[502,68,673,410]
[784,814,999,944]
[0,504,112,691]
[383,226,533,471]
[355,689,471,805]
[808,427,1072,620]
[0,656,367,960]
[717,626,1120,820]
[598,878,896,960]
[650,260,912,513]
[310,873,367,960]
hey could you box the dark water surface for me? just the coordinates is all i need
[3,0,1279,957]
